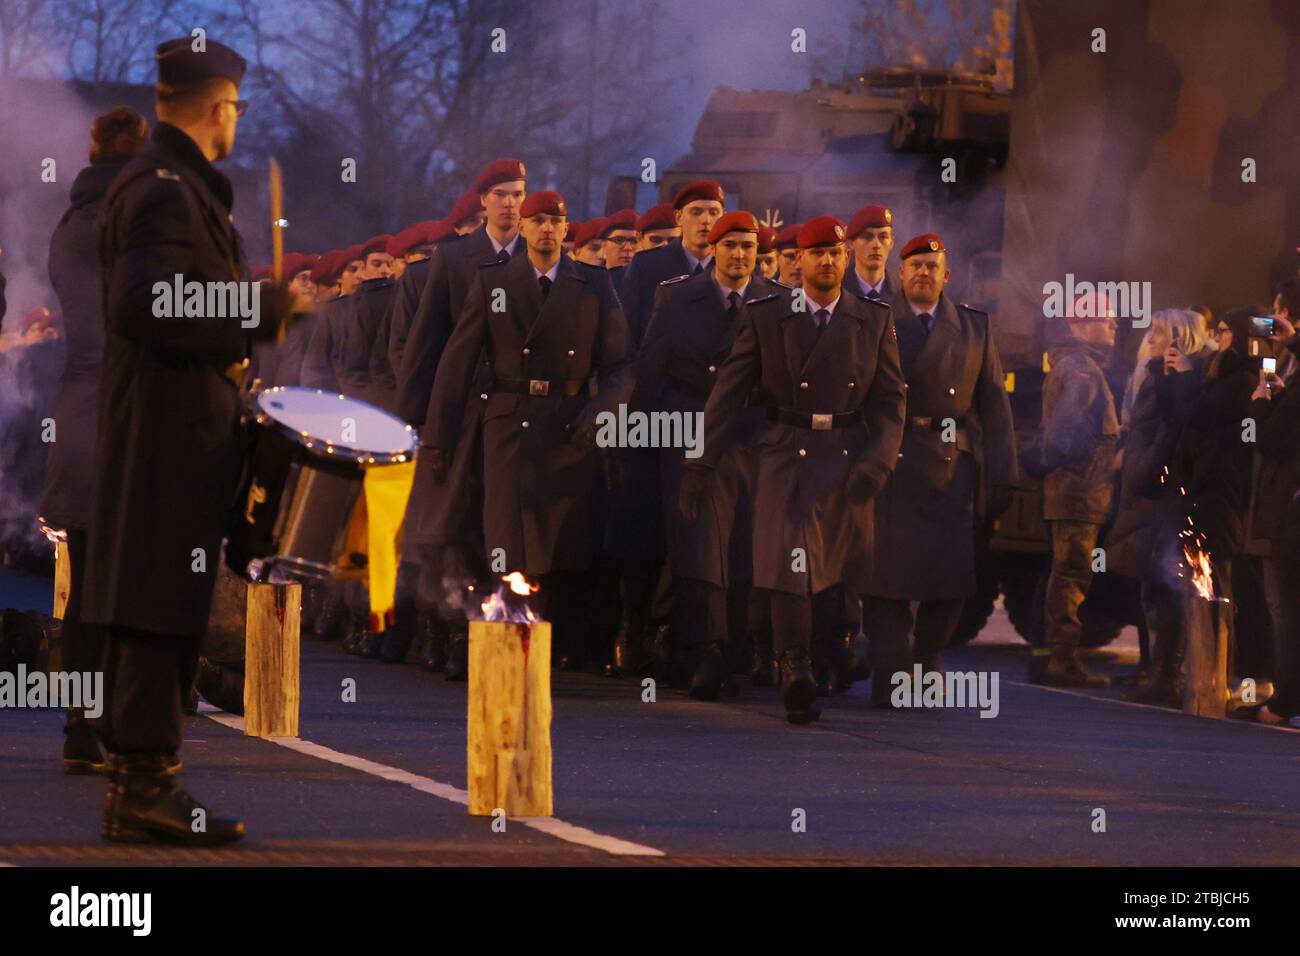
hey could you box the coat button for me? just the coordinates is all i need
[567,349,575,357]
[799,381,808,389]
[947,387,955,395]
[522,421,530,428]
[522,347,530,355]
[943,455,952,462]
[848,381,855,388]
[480,393,488,400]
[842,449,849,456]
[897,452,904,458]
[798,448,807,457]
[708,365,717,373]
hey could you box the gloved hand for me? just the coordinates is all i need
[845,457,887,506]
[987,484,1015,522]
[248,282,294,342]
[678,466,712,522]
[420,445,448,484]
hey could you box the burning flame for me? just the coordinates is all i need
[1172,485,1229,604]
[479,572,541,623]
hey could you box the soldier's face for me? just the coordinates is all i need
[800,244,848,293]
[757,251,778,279]
[639,228,679,251]
[339,260,363,295]
[522,213,565,256]
[290,269,315,310]
[714,232,758,284]
[778,249,802,286]
[363,252,393,280]
[853,228,893,273]
[676,201,724,251]
[576,240,605,266]
[901,252,948,306]
[482,181,526,233]
[602,230,637,267]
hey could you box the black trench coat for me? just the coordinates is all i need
[82,123,253,640]
[635,269,777,586]
[693,289,906,595]
[426,253,632,574]
[860,294,1018,600]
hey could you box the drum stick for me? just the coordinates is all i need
[269,157,287,345]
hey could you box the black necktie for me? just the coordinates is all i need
[919,311,933,334]
[693,261,704,276]
[497,247,510,264]
[866,288,881,300]
[539,275,552,301]
[727,291,741,321]
[814,308,830,334]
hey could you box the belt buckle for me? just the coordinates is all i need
[811,413,833,431]
[528,379,550,396]
[911,416,932,430]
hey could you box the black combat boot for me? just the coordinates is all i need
[62,708,106,775]
[688,641,727,701]
[418,612,449,672]
[780,649,820,724]
[750,644,776,687]
[312,588,349,641]
[102,754,245,846]
[1045,644,1110,688]
[444,629,469,681]
[609,612,643,678]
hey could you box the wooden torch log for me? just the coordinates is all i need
[467,620,553,817]
[1182,594,1228,718]
[52,539,71,620]
[243,579,301,738]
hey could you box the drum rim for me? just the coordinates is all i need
[254,385,417,465]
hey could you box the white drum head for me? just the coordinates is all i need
[256,386,416,463]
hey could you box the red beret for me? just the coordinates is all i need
[519,189,566,219]
[282,251,318,279]
[706,210,760,245]
[564,220,582,242]
[671,180,725,210]
[846,205,894,238]
[359,235,391,258]
[473,158,527,194]
[773,224,803,250]
[797,216,848,249]
[757,226,776,254]
[899,232,945,260]
[573,218,609,249]
[602,208,637,235]
[420,219,455,245]
[448,188,482,227]
[386,226,422,259]
[310,251,341,283]
[636,203,676,233]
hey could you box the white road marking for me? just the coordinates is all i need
[198,706,664,856]
[1005,680,1300,732]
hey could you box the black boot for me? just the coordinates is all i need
[418,612,449,672]
[780,650,820,724]
[688,641,727,701]
[313,589,349,641]
[102,754,245,846]
[1045,645,1110,688]
[63,708,105,775]
[378,605,417,663]
[750,644,776,687]
[444,630,469,681]
[609,613,643,678]
[642,623,671,681]
[341,606,369,655]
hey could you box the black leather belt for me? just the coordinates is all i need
[906,415,965,432]
[766,407,860,430]
[495,376,587,397]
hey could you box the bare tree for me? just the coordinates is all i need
[0,0,55,76]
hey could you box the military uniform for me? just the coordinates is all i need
[860,291,1018,691]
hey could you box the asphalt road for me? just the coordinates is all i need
[1,566,1297,866]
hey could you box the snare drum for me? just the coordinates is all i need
[227,387,416,579]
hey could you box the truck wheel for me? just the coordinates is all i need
[948,559,1000,646]
[1001,553,1048,640]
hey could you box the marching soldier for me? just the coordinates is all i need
[682,216,906,723]
[635,203,680,252]
[635,210,776,697]
[396,158,528,679]
[601,208,639,271]
[423,190,632,663]
[84,36,290,844]
[843,204,898,303]
[299,238,377,392]
[756,226,779,280]
[773,223,803,287]
[572,218,609,267]
[858,233,1019,706]
[386,218,456,409]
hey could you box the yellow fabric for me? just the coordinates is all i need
[332,460,416,632]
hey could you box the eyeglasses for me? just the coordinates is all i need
[1213,326,1230,336]
[604,237,637,248]
[220,99,249,117]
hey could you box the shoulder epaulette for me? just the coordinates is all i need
[658,274,691,286]
[959,302,988,315]
[154,168,181,181]
[747,292,780,305]
[478,257,510,267]
[770,279,794,289]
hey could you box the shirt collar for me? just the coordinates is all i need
[683,245,712,273]
[489,231,520,256]
[807,293,841,320]
[855,269,885,295]
[532,259,560,283]
[715,275,748,305]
